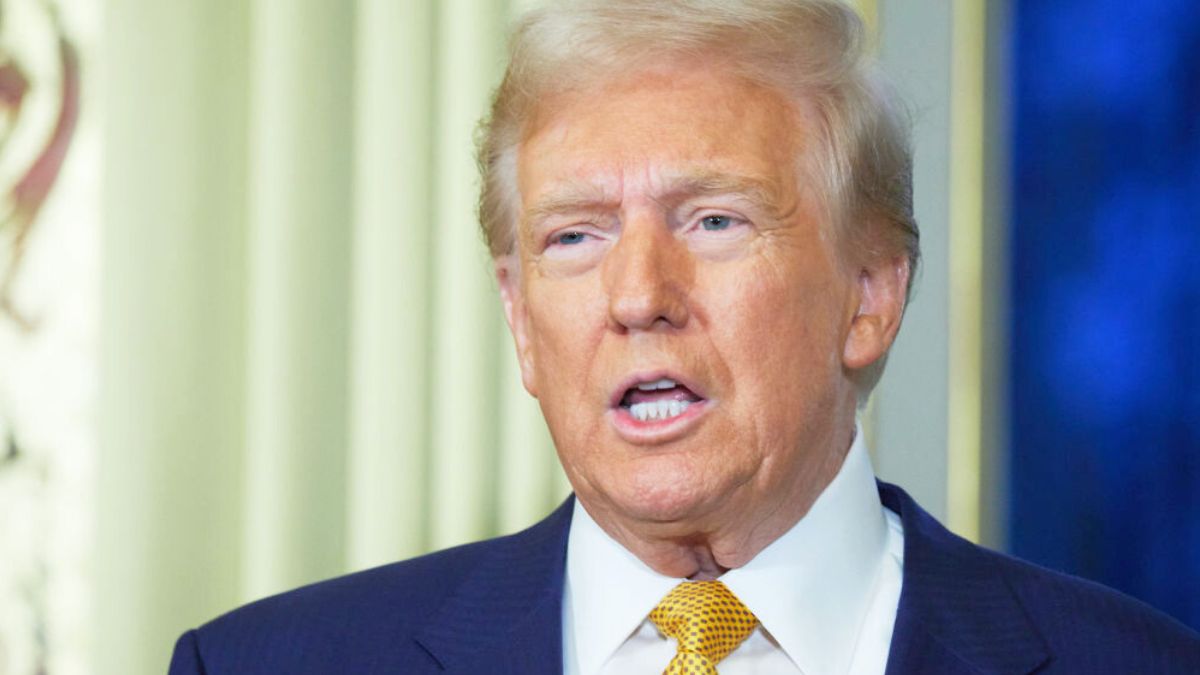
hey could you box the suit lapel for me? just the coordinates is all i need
[415,497,574,674]
[879,483,1050,675]
[883,614,979,675]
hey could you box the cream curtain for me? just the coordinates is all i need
[97,1,564,672]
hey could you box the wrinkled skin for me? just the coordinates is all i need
[496,65,909,579]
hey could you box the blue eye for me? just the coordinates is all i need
[701,215,733,231]
[555,231,587,246]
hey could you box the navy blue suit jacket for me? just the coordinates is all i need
[169,482,1200,673]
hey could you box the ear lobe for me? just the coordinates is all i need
[842,256,910,370]
[495,256,539,397]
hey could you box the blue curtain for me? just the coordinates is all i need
[1009,0,1200,629]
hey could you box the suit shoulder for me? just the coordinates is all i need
[879,482,1199,672]
[185,537,509,673]
[205,537,496,634]
[174,499,574,673]
[971,542,1200,666]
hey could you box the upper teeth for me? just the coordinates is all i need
[636,378,677,391]
[630,399,691,422]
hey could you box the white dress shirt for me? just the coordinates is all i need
[562,424,905,675]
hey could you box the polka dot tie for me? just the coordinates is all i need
[648,580,759,675]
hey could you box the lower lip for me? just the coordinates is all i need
[608,400,710,444]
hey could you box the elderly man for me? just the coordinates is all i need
[170,1,1199,673]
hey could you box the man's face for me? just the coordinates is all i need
[500,66,879,536]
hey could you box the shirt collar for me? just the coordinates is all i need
[564,422,889,675]
[720,423,889,674]
[565,492,680,675]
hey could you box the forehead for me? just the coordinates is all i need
[517,66,812,211]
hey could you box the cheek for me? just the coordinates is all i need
[524,277,609,406]
[703,256,847,414]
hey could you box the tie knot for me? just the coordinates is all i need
[649,581,759,670]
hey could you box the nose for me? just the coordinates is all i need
[602,217,691,332]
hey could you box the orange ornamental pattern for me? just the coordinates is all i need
[0,2,80,331]
[0,3,85,674]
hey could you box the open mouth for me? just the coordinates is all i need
[617,377,705,423]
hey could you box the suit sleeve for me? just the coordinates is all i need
[167,629,208,675]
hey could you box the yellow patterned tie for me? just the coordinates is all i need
[648,580,759,675]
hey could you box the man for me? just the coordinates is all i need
[170,1,1200,673]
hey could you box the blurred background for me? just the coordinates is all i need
[0,0,1195,672]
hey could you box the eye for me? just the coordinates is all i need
[553,231,589,246]
[701,215,733,231]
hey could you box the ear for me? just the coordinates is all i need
[842,254,911,370]
[495,255,539,398]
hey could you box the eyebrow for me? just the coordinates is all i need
[658,170,786,215]
[524,170,789,227]
[524,180,619,227]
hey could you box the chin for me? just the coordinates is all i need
[612,460,723,524]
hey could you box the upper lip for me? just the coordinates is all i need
[608,370,708,408]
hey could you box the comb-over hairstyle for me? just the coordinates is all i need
[476,0,920,397]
